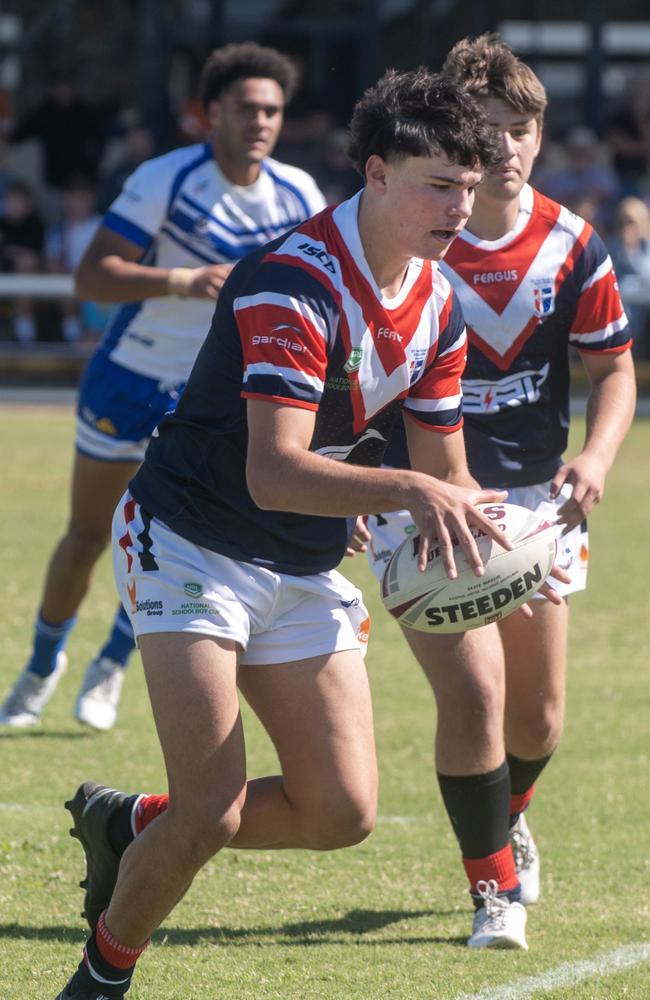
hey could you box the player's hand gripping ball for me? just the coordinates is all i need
[380,503,557,633]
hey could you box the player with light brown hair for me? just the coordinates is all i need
[365,33,636,949]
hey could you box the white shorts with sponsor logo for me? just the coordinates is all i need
[112,492,371,665]
[366,480,588,599]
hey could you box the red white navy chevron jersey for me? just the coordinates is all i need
[130,192,466,574]
[440,184,631,487]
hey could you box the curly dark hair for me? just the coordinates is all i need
[442,34,547,125]
[346,68,502,177]
[199,42,298,109]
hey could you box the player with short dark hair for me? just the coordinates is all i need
[53,68,508,999]
[199,40,299,106]
[364,34,636,950]
[0,42,325,733]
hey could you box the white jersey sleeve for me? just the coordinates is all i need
[104,146,204,249]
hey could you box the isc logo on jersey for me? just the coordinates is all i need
[297,241,336,274]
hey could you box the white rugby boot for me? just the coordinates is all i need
[467,879,528,950]
[510,812,540,906]
[74,656,125,731]
[0,651,68,726]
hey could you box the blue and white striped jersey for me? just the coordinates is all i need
[98,142,326,383]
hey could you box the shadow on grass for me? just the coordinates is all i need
[0,909,467,948]
[0,730,91,740]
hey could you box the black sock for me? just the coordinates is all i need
[507,751,552,825]
[107,794,140,856]
[437,760,511,859]
[73,938,134,997]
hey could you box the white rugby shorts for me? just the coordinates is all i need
[112,493,371,664]
[366,480,588,598]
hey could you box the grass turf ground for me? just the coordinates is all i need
[0,406,649,1000]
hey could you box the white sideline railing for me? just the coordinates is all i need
[0,272,649,305]
[0,274,75,298]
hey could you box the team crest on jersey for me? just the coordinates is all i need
[408,349,428,385]
[532,278,555,317]
[344,348,363,373]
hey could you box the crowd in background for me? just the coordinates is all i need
[1,71,650,357]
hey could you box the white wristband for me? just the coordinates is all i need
[168,267,194,297]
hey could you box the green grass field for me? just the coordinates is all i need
[1,406,649,1000]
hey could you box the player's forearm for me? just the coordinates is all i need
[247,446,425,517]
[583,367,636,472]
[74,255,188,303]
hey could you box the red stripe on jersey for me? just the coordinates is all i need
[404,411,463,434]
[409,309,465,403]
[571,265,625,337]
[577,339,632,355]
[553,216,591,293]
[237,302,328,380]
[118,497,137,573]
[445,194,563,313]
[468,314,540,371]
[241,391,320,411]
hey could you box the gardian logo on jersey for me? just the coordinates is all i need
[532,278,555,317]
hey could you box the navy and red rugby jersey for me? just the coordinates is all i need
[439,183,631,488]
[130,192,467,574]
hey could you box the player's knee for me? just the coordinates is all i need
[512,702,564,757]
[301,792,377,850]
[168,797,243,867]
[455,671,504,728]
[65,521,111,563]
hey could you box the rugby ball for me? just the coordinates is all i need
[380,503,557,633]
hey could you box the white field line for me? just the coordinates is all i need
[454,943,650,1000]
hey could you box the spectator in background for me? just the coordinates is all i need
[0,136,16,206]
[45,178,104,342]
[0,179,44,342]
[605,78,650,197]
[535,126,620,231]
[608,196,650,357]
[8,72,109,221]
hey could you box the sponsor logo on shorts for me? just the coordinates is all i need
[171,602,221,617]
[356,616,371,644]
[95,417,118,436]
[184,581,204,599]
[135,598,163,616]
[340,596,360,608]
[126,579,137,614]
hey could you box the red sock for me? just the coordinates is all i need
[93,910,150,969]
[510,783,535,819]
[463,845,519,896]
[134,793,169,834]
